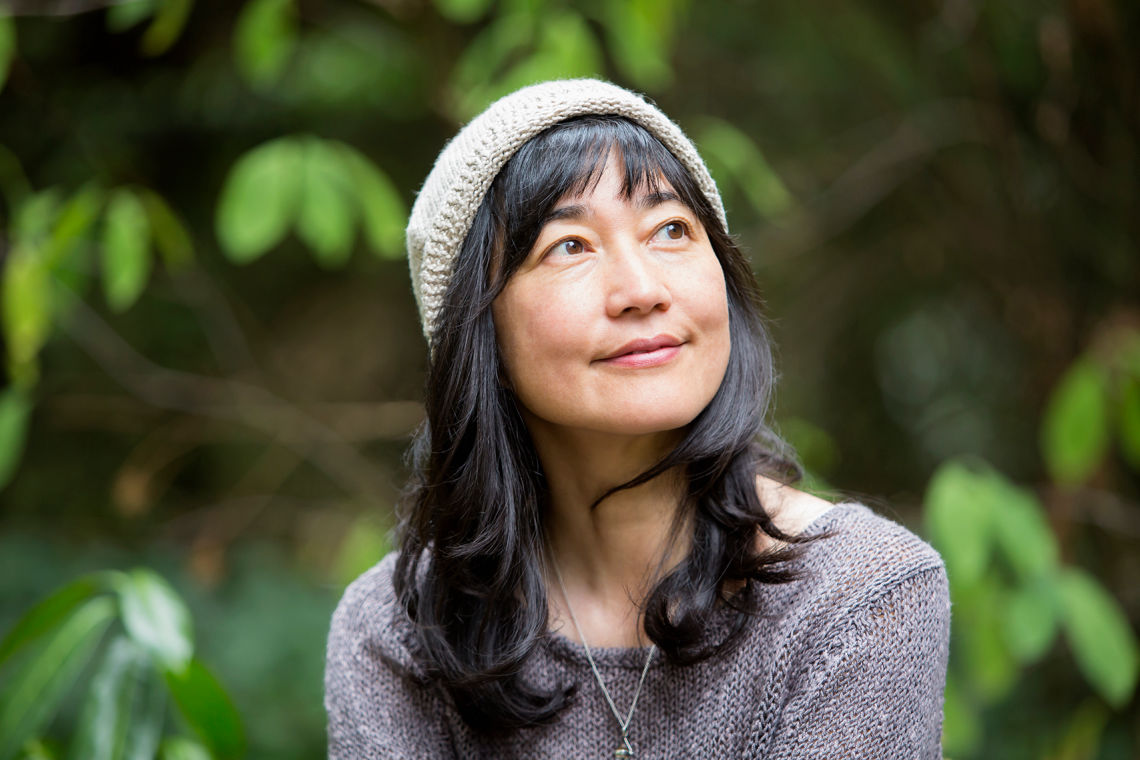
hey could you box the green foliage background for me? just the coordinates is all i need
[0,0,1138,757]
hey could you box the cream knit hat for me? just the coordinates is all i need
[405,78,728,344]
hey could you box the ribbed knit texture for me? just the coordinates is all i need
[405,78,727,344]
[324,502,951,758]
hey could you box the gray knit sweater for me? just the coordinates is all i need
[324,502,950,758]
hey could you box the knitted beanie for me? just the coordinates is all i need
[405,78,728,344]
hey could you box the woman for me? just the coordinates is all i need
[325,79,950,758]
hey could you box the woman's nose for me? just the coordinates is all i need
[602,240,672,317]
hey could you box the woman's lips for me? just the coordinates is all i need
[600,345,682,368]
[597,336,684,368]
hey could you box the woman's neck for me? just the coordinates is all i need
[528,420,688,647]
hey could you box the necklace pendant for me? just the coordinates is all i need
[614,748,633,758]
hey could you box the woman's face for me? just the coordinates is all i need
[492,152,731,443]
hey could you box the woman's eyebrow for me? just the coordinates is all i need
[541,191,686,227]
[637,190,683,209]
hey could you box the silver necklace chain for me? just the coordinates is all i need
[549,552,656,758]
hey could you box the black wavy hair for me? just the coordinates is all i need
[394,114,812,730]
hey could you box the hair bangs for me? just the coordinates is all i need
[491,115,716,289]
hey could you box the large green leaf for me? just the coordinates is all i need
[338,144,406,260]
[1003,578,1058,664]
[940,674,980,758]
[1041,359,1110,486]
[0,574,105,666]
[2,246,53,369]
[137,189,193,270]
[1057,567,1139,708]
[164,660,245,760]
[158,738,210,760]
[13,190,61,247]
[234,0,298,89]
[0,597,115,760]
[68,636,164,760]
[601,0,674,90]
[140,0,192,57]
[923,460,994,589]
[987,471,1057,582]
[0,12,15,94]
[106,0,156,33]
[957,581,1018,703]
[0,387,31,492]
[114,570,192,674]
[215,138,302,264]
[697,118,793,218]
[45,185,104,282]
[296,138,357,269]
[101,189,152,313]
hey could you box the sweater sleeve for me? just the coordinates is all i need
[324,563,457,759]
[762,566,951,760]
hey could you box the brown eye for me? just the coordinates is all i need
[654,221,688,242]
[555,239,585,256]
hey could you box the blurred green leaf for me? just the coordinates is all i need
[0,12,15,95]
[333,515,390,588]
[338,144,406,260]
[450,10,602,120]
[234,0,298,89]
[958,582,1018,702]
[158,738,210,760]
[987,471,1057,582]
[16,740,56,760]
[101,189,152,313]
[0,388,31,492]
[164,660,245,760]
[68,636,163,760]
[600,0,675,90]
[0,574,102,666]
[106,0,156,33]
[115,570,193,674]
[1041,359,1110,486]
[1003,579,1058,664]
[697,118,793,218]
[1057,567,1139,708]
[448,11,533,119]
[779,417,839,478]
[432,0,494,24]
[940,673,980,758]
[924,460,993,589]
[296,138,357,269]
[1118,377,1140,471]
[1051,698,1109,760]
[0,597,115,760]
[140,0,191,56]
[216,137,302,264]
[13,190,61,246]
[45,185,103,269]
[2,246,53,370]
[137,189,193,269]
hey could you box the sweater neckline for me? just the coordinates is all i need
[541,501,859,669]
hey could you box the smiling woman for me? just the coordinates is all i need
[324,79,950,758]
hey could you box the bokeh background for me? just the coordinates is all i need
[1,0,1138,758]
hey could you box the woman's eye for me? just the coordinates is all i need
[654,221,688,242]
[552,239,585,256]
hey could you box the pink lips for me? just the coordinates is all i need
[598,335,684,368]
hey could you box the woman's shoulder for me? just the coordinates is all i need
[756,477,946,608]
[327,551,418,670]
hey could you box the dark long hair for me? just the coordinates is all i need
[395,115,812,730]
